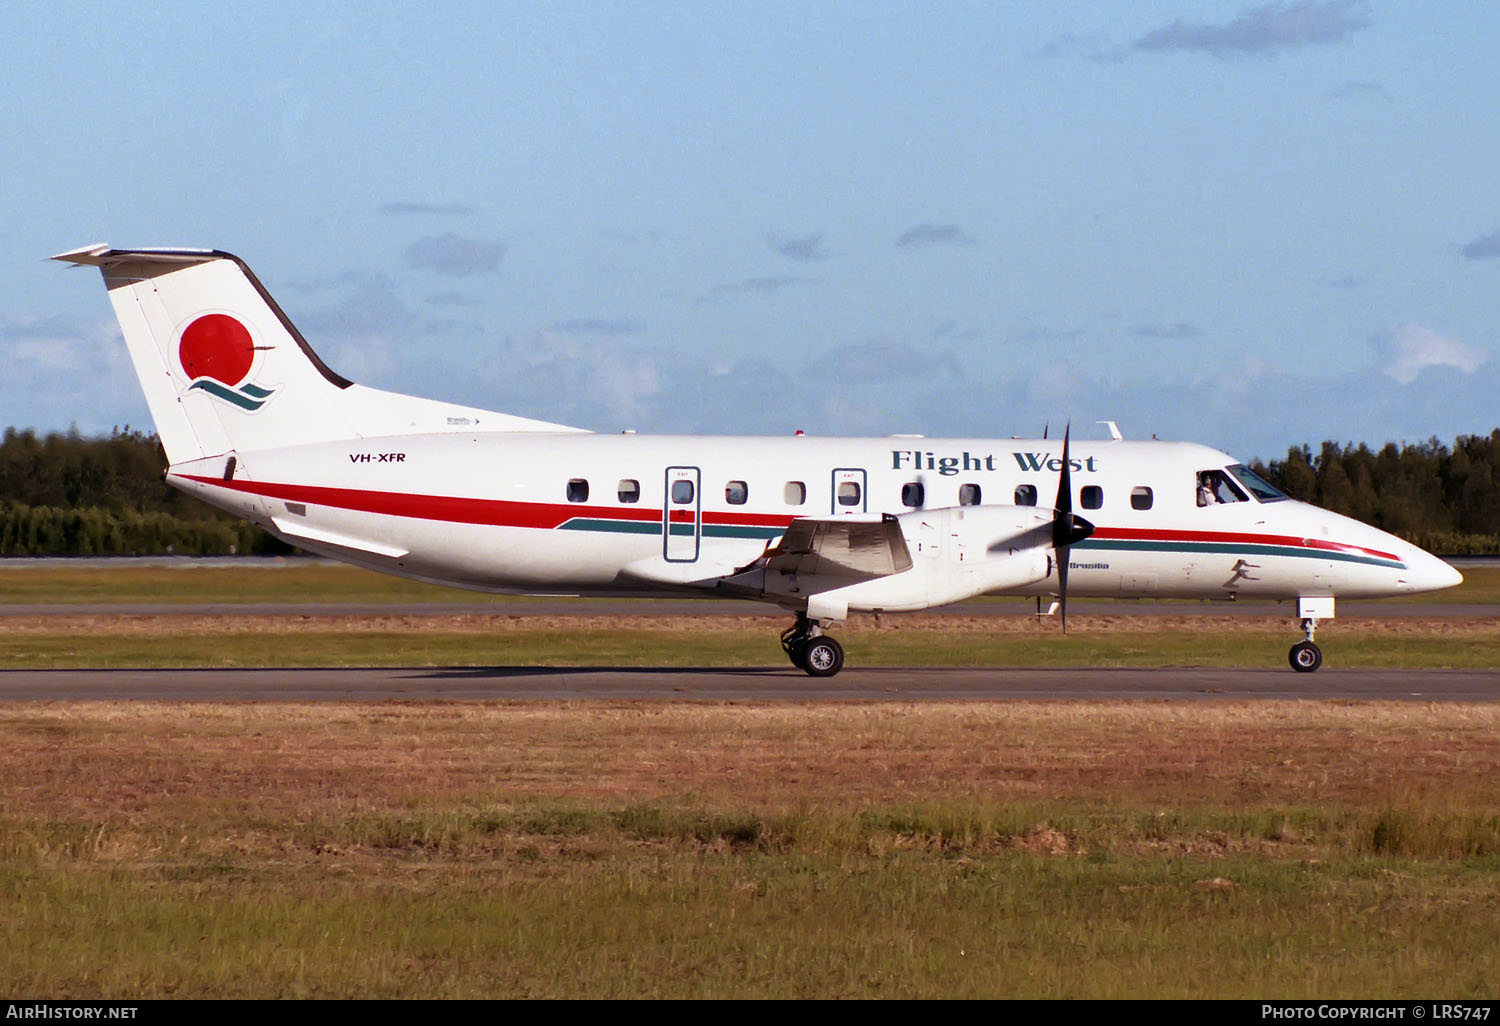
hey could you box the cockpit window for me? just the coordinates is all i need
[1196,469,1249,506]
[1225,464,1287,502]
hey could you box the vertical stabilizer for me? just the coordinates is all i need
[53,245,581,464]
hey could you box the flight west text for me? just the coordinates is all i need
[890,450,1100,476]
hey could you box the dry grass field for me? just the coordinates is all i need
[3,562,1498,996]
[3,699,1498,997]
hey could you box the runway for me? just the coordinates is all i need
[2,665,1497,701]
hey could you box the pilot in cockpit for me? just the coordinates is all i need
[1198,469,1250,507]
[1197,472,1217,507]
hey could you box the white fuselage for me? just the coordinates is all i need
[166,432,1461,609]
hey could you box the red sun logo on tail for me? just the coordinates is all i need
[177,314,277,411]
[179,314,255,385]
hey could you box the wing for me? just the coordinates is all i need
[758,513,913,579]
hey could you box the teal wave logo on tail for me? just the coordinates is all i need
[177,314,278,412]
[186,377,275,410]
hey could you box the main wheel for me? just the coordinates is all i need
[800,636,845,678]
[1288,640,1323,673]
[787,639,810,671]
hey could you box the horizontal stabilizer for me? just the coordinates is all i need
[268,516,410,560]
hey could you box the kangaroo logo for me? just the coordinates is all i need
[177,314,277,411]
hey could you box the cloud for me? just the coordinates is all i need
[1324,275,1365,290]
[2,314,148,435]
[1131,322,1202,339]
[550,318,645,335]
[810,338,963,385]
[1373,324,1487,385]
[405,233,505,275]
[1030,32,1124,63]
[701,276,807,302]
[380,202,475,216]
[3,315,97,371]
[473,330,663,427]
[1329,80,1391,101]
[1460,229,1500,261]
[1135,1,1372,57]
[1015,325,1086,344]
[895,224,977,249]
[934,321,981,341]
[291,270,413,337]
[769,232,826,261]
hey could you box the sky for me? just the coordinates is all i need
[5,0,1500,462]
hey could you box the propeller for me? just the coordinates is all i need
[1050,422,1095,633]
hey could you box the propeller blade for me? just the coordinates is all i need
[1058,554,1069,634]
[1048,423,1096,634]
[1052,422,1073,547]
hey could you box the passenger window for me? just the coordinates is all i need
[671,479,695,504]
[1015,484,1037,507]
[901,482,924,507]
[566,479,589,503]
[1130,486,1153,511]
[784,481,806,506]
[1081,485,1103,510]
[837,481,861,507]
[725,480,748,505]
[959,483,981,506]
[617,479,640,503]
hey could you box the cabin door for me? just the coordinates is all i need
[663,466,702,562]
[830,468,868,515]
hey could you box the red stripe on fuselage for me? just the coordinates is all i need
[1089,526,1400,563]
[178,475,796,531]
[179,475,1401,563]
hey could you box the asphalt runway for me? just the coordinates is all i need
[2,665,1497,701]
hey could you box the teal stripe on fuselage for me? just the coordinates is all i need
[558,518,658,535]
[558,517,783,540]
[1076,538,1404,570]
[704,524,784,539]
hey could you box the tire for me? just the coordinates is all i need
[1288,641,1323,673]
[800,637,844,678]
[787,639,810,671]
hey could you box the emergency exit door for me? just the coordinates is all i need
[830,468,867,515]
[663,466,701,562]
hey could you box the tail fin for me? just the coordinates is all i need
[53,245,580,464]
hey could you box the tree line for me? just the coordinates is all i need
[0,428,290,556]
[1250,432,1500,555]
[2,426,1498,556]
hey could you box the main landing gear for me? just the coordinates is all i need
[781,614,845,677]
[1289,618,1323,673]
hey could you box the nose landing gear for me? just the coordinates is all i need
[781,614,845,677]
[1289,617,1323,673]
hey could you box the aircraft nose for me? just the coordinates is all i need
[1402,549,1463,593]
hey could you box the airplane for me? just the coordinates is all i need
[53,244,1463,676]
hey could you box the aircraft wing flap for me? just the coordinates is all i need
[763,514,913,578]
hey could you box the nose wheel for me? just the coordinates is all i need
[781,616,845,677]
[1288,617,1323,673]
[1289,640,1322,672]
